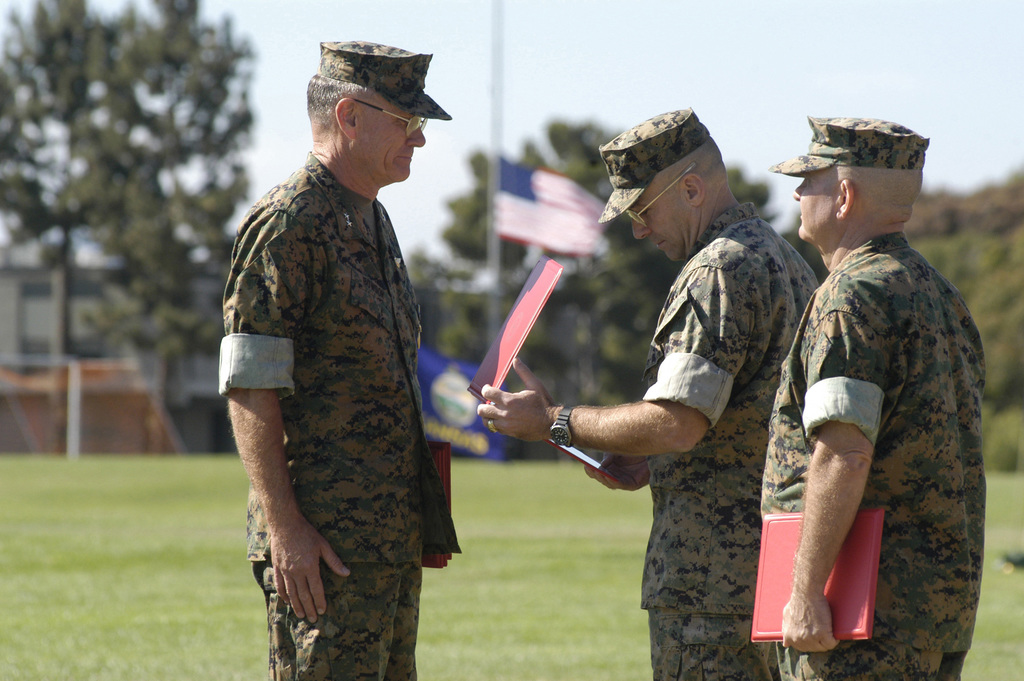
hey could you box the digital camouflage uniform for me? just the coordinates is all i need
[600,110,817,681]
[222,153,457,564]
[763,118,986,680]
[220,41,458,681]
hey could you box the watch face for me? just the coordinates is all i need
[550,426,571,446]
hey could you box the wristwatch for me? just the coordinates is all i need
[549,406,574,446]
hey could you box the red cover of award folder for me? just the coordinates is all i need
[751,508,884,642]
[468,256,563,401]
[467,257,620,483]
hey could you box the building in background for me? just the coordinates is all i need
[0,242,231,455]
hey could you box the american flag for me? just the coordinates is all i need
[495,158,606,257]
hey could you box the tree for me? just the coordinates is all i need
[0,0,253,357]
[413,120,783,412]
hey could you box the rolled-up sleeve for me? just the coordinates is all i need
[218,333,295,397]
[643,352,735,427]
[802,376,884,444]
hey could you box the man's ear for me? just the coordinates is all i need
[681,173,705,207]
[836,178,855,220]
[335,98,357,135]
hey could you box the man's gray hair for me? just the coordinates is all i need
[307,74,374,130]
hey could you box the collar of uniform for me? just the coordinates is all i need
[686,202,759,262]
[832,232,911,275]
[839,229,913,264]
[304,153,378,244]
[859,231,910,254]
[304,153,374,209]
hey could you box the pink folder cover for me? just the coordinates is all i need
[468,256,563,401]
[751,508,884,642]
[467,256,620,483]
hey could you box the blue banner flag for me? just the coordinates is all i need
[418,345,506,461]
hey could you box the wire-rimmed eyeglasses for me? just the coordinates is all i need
[351,99,427,136]
[626,161,697,226]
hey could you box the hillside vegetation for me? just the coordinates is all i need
[908,174,1024,471]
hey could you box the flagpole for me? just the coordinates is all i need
[486,0,504,340]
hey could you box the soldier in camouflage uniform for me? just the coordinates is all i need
[219,41,459,681]
[478,110,816,681]
[762,118,986,680]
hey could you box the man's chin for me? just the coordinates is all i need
[392,158,413,181]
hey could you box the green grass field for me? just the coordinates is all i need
[0,456,1021,680]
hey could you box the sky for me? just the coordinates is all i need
[2,0,1023,257]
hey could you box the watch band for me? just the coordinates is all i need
[551,406,574,446]
[555,406,572,428]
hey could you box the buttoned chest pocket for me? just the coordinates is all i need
[345,270,403,355]
[348,268,419,359]
[348,270,391,325]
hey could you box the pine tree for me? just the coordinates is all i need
[0,0,254,357]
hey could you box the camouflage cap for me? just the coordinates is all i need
[318,41,451,120]
[770,117,928,176]
[598,109,710,223]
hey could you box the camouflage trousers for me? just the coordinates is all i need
[649,610,781,681]
[774,639,969,681]
[253,559,422,681]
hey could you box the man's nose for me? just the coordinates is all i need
[632,220,650,240]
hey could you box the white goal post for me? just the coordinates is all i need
[0,355,183,457]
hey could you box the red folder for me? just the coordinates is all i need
[423,440,452,569]
[468,256,563,401]
[751,508,884,642]
[466,256,620,483]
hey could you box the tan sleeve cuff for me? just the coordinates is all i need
[218,333,295,397]
[643,352,734,427]
[803,376,884,444]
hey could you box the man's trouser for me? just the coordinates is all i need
[254,559,422,681]
[775,638,969,681]
[650,609,780,681]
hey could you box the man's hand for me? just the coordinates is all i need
[781,590,839,652]
[586,453,650,491]
[269,516,349,623]
[477,359,559,441]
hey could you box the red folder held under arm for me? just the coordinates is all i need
[751,508,884,642]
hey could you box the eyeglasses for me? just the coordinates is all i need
[351,99,427,136]
[626,161,696,227]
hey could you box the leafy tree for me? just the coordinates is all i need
[0,0,253,357]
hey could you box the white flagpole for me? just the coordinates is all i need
[486,0,504,340]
